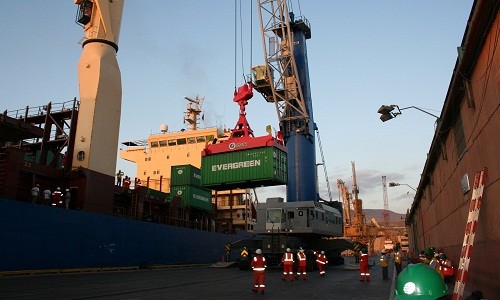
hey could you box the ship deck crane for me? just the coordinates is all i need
[70,0,124,214]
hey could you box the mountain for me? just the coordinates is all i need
[358,209,406,226]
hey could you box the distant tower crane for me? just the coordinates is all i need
[382,176,390,228]
[337,162,382,254]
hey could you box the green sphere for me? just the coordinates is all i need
[394,263,448,299]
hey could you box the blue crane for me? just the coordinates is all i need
[253,1,316,202]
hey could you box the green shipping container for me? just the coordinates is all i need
[201,146,287,190]
[170,185,212,211]
[170,165,202,187]
[146,188,170,203]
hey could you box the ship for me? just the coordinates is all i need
[0,97,256,272]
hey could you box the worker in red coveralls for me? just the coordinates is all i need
[51,187,63,207]
[359,248,370,281]
[251,249,267,295]
[314,250,328,276]
[281,248,295,281]
[295,248,308,280]
[438,253,455,284]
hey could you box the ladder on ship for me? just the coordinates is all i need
[0,152,6,196]
[130,193,139,219]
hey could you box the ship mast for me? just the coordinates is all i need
[183,96,204,131]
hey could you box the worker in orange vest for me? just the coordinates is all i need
[251,249,267,295]
[295,248,308,280]
[314,250,328,276]
[281,248,295,281]
[359,248,370,281]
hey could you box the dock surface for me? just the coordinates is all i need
[0,261,396,299]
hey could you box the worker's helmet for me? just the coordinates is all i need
[255,249,262,255]
[439,253,447,260]
[57,187,61,190]
[321,251,325,255]
[361,248,368,254]
[394,263,448,299]
[300,249,305,253]
[66,189,69,192]
[424,247,435,256]
[286,248,291,252]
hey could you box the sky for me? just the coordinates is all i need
[0,1,474,214]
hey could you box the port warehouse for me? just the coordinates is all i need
[404,1,500,297]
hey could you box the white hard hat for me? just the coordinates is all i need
[255,249,262,254]
[286,248,291,252]
[300,249,305,253]
[57,187,61,190]
[321,251,325,255]
[66,189,69,192]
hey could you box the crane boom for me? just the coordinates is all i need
[337,179,352,226]
[351,161,360,200]
[254,0,316,202]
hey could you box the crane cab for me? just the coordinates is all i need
[252,65,275,103]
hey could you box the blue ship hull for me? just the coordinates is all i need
[0,197,243,271]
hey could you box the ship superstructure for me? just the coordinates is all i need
[120,96,257,232]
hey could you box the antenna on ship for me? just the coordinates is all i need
[183,96,204,131]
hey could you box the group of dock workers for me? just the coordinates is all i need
[31,184,71,209]
[248,247,330,295]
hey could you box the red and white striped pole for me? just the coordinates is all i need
[452,167,488,300]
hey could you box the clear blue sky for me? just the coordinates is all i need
[0,1,474,213]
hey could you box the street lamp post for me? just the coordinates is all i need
[377,104,440,122]
[388,182,417,192]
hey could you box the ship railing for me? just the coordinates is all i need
[3,99,79,120]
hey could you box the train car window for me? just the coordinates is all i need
[288,211,294,219]
[267,208,282,224]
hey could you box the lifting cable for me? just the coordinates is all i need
[234,0,254,91]
[316,128,333,202]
